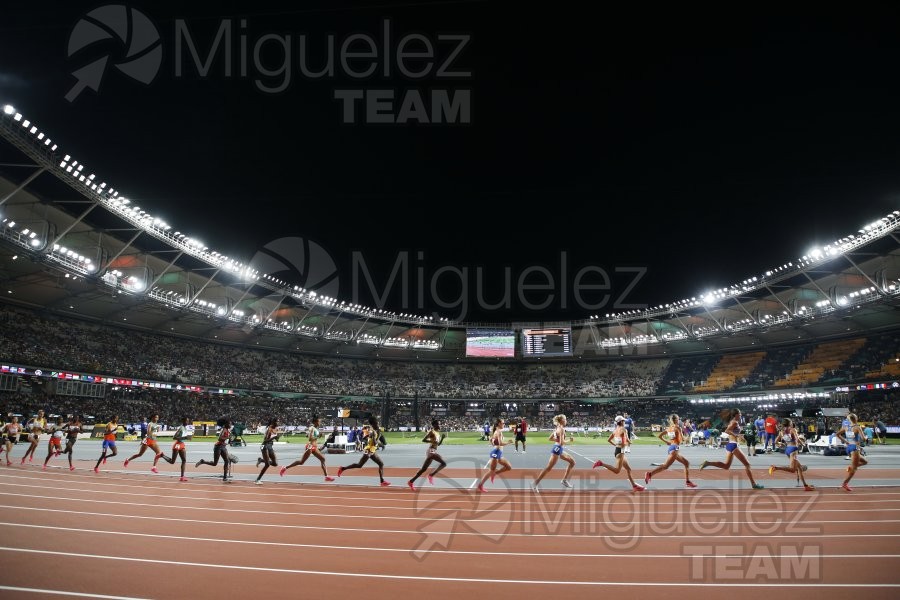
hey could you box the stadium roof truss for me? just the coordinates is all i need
[1,103,900,360]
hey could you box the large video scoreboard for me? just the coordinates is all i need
[521,327,572,357]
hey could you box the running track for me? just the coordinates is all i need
[1,463,899,599]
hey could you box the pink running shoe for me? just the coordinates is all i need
[427,474,434,485]
[842,482,853,492]
[336,466,344,477]
[69,466,75,471]
[324,476,335,482]
[632,483,645,492]
[29,456,34,462]
[93,467,99,473]
[102,457,107,465]
[380,481,391,487]
[477,484,486,493]
[592,460,604,469]
[123,459,130,468]
[279,466,287,477]
[407,481,416,491]
[21,457,26,465]
[151,467,158,474]
[6,460,11,466]
[42,465,47,471]
[644,472,652,485]
[179,477,188,482]
[685,480,698,488]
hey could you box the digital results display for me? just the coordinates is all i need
[521,327,572,357]
[466,329,516,357]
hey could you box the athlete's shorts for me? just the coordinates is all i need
[305,442,317,452]
[4,437,17,445]
[102,439,116,450]
[667,444,679,454]
[614,446,623,458]
[847,444,858,454]
[551,444,563,456]
[142,438,157,447]
[785,445,797,457]
[490,448,503,460]
[49,438,61,448]
[172,441,185,452]
[28,433,39,442]
[725,442,738,453]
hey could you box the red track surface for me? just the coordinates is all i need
[1,464,898,599]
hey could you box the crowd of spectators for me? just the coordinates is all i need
[1,303,898,402]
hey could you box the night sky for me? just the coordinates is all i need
[2,2,900,323]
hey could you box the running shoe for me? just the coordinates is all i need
[255,480,263,485]
[644,472,652,485]
[180,477,188,482]
[804,485,815,491]
[41,465,46,471]
[427,474,434,485]
[842,482,853,492]
[279,466,287,477]
[768,465,775,476]
[336,466,344,477]
[224,478,232,483]
[102,457,106,464]
[380,481,391,487]
[5,460,10,466]
[407,481,416,491]
[93,467,99,473]
[123,459,130,468]
[592,460,604,469]
[20,457,25,465]
[151,467,158,474]
[699,460,709,470]
[561,479,573,488]
[324,476,335,482]
[685,480,698,488]
[632,483,645,492]
[195,460,202,468]
[69,465,75,471]
[530,483,540,493]
[752,483,764,489]
[256,458,263,467]
[477,484,486,493]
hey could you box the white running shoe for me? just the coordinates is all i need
[561,479,573,488]
[530,483,540,493]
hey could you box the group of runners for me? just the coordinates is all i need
[1,408,874,493]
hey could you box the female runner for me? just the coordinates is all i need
[254,418,280,485]
[21,409,47,464]
[195,419,235,482]
[1,416,21,465]
[700,408,763,489]
[123,414,166,473]
[407,419,447,490]
[531,414,576,492]
[337,417,390,486]
[644,414,698,488]
[94,415,119,473]
[158,417,191,481]
[768,418,813,491]
[60,415,81,471]
[474,418,513,493]
[279,416,335,482]
[837,413,868,492]
[593,415,645,492]
[42,416,65,470]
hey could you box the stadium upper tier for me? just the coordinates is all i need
[1,304,898,399]
[2,102,900,359]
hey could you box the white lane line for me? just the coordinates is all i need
[2,521,898,559]
[0,547,897,587]
[3,504,900,540]
[0,586,148,599]
[3,490,900,524]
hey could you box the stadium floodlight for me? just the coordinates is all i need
[13,113,21,121]
[2,105,13,115]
